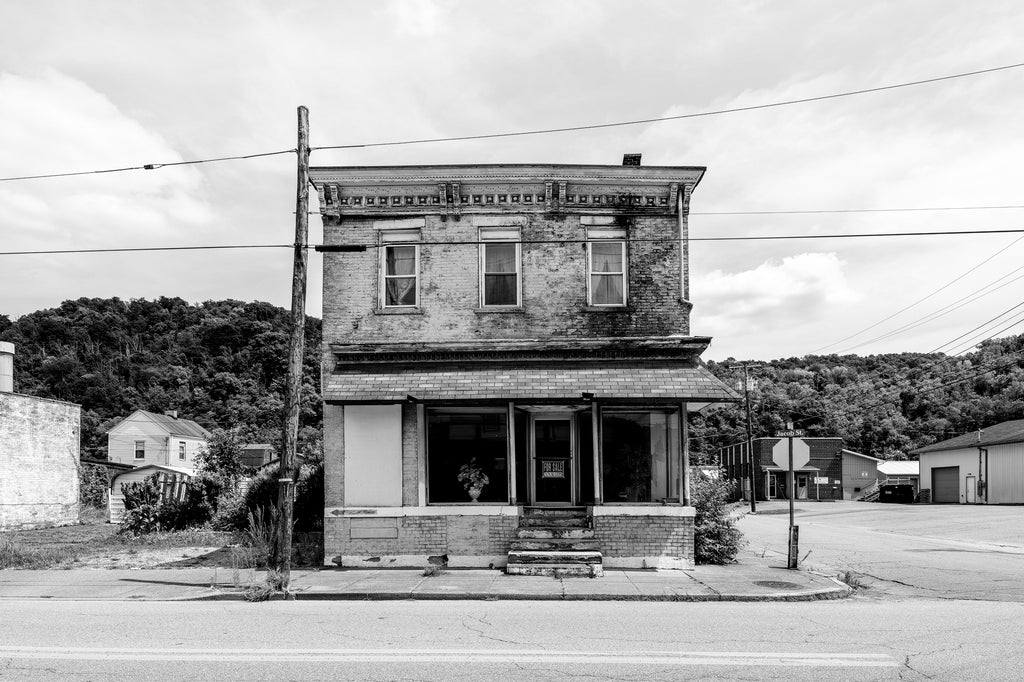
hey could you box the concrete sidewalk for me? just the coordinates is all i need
[0,552,850,602]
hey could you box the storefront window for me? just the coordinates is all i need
[601,410,679,502]
[427,411,509,503]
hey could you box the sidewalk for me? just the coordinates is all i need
[0,551,850,602]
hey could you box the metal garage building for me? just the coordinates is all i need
[910,419,1024,505]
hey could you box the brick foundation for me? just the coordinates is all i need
[325,509,520,568]
[325,506,694,569]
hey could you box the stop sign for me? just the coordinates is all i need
[772,438,810,470]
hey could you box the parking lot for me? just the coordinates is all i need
[736,500,1024,601]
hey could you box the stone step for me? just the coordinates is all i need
[506,562,605,578]
[519,515,591,528]
[516,527,595,540]
[510,538,601,552]
[521,506,589,518]
[507,550,604,566]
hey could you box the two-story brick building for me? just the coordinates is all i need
[311,160,739,574]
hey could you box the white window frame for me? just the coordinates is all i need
[178,441,187,461]
[587,228,628,307]
[134,440,146,460]
[479,227,521,307]
[379,229,421,309]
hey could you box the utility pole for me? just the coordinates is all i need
[274,105,310,587]
[741,363,762,513]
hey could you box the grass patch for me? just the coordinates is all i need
[0,537,79,569]
[115,528,236,549]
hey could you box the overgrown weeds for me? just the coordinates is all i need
[0,537,78,569]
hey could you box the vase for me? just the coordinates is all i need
[468,486,483,502]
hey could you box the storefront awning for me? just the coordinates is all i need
[764,465,821,472]
[324,363,740,405]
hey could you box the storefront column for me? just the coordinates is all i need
[507,402,518,504]
[680,402,691,506]
[416,404,427,506]
[591,401,602,504]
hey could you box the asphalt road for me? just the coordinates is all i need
[2,599,1022,681]
[736,500,1024,601]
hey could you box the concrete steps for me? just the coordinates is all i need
[506,507,603,578]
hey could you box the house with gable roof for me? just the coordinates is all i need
[105,409,211,471]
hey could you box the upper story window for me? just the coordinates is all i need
[479,227,521,307]
[587,228,627,306]
[380,228,420,308]
[134,440,145,459]
[178,442,187,460]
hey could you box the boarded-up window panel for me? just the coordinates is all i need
[344,405,403,506]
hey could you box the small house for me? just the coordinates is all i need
[105,410,211,471]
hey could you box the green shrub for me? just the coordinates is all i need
[692,471,745,565]
[223,461,324,533]
[119,472,223,534]
[79,463,109,508]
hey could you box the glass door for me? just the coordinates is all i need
[532,415,573,505]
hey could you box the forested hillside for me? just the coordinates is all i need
[692,335,1024,462]
[1,297,1021,465]
[0,297,321,459]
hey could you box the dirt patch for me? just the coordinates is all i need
[1,516,245,570]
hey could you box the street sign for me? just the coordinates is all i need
[772,438,810,470]
[774,429,806,438]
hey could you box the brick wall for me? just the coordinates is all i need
[324,513,519,566]
[594,515,694,565]
[322,213,690,357]
[0,393,81,529]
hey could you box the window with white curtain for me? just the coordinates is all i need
[587,228,627,306]
[479,227,520,307]
[380,228,420,308]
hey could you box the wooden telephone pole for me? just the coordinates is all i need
[274,105,310,586]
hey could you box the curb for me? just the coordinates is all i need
[186,582,852,603]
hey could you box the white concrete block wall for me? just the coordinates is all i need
[0,393,81,529]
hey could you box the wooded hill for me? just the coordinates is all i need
[690,335,1024,462]
[1,297,1021,464]
[0,297,322,459]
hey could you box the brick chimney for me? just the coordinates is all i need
[164,410,178,419]
[0,342,13,393]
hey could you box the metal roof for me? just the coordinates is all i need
[108,410,212,439]
[910,419,1024,454]
[878,460,920,476]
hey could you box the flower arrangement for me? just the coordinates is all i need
[458,458,489,500]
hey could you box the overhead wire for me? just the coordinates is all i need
[311,62,1024,151]
[7,227,1024,257]
[810,235,1024,354]
[3,60,1023,183]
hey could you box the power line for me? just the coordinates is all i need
[312,62,1024,151]
[833,267,1024,354]
[0,244,291,256]
[815,235,1024,354]
[0,149,295,183]
[5,61,1020,184]
[7,227,1024,257]
[693,204,1024,216]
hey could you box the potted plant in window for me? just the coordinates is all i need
[458,458,489,502]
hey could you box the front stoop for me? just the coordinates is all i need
[506,507,604,577]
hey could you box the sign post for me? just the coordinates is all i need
[772,432,809,570]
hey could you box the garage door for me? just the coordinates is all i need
[932,466,960,503]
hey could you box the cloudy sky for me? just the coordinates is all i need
[1,0,1022,361]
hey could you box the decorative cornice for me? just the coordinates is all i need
[311,164,704,221]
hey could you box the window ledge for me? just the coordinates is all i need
[474,307,525,314]
[582,305,633,313]
[373,307,423,315]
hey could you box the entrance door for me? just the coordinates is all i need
[533,416,573,505]
[797,474,809,499]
